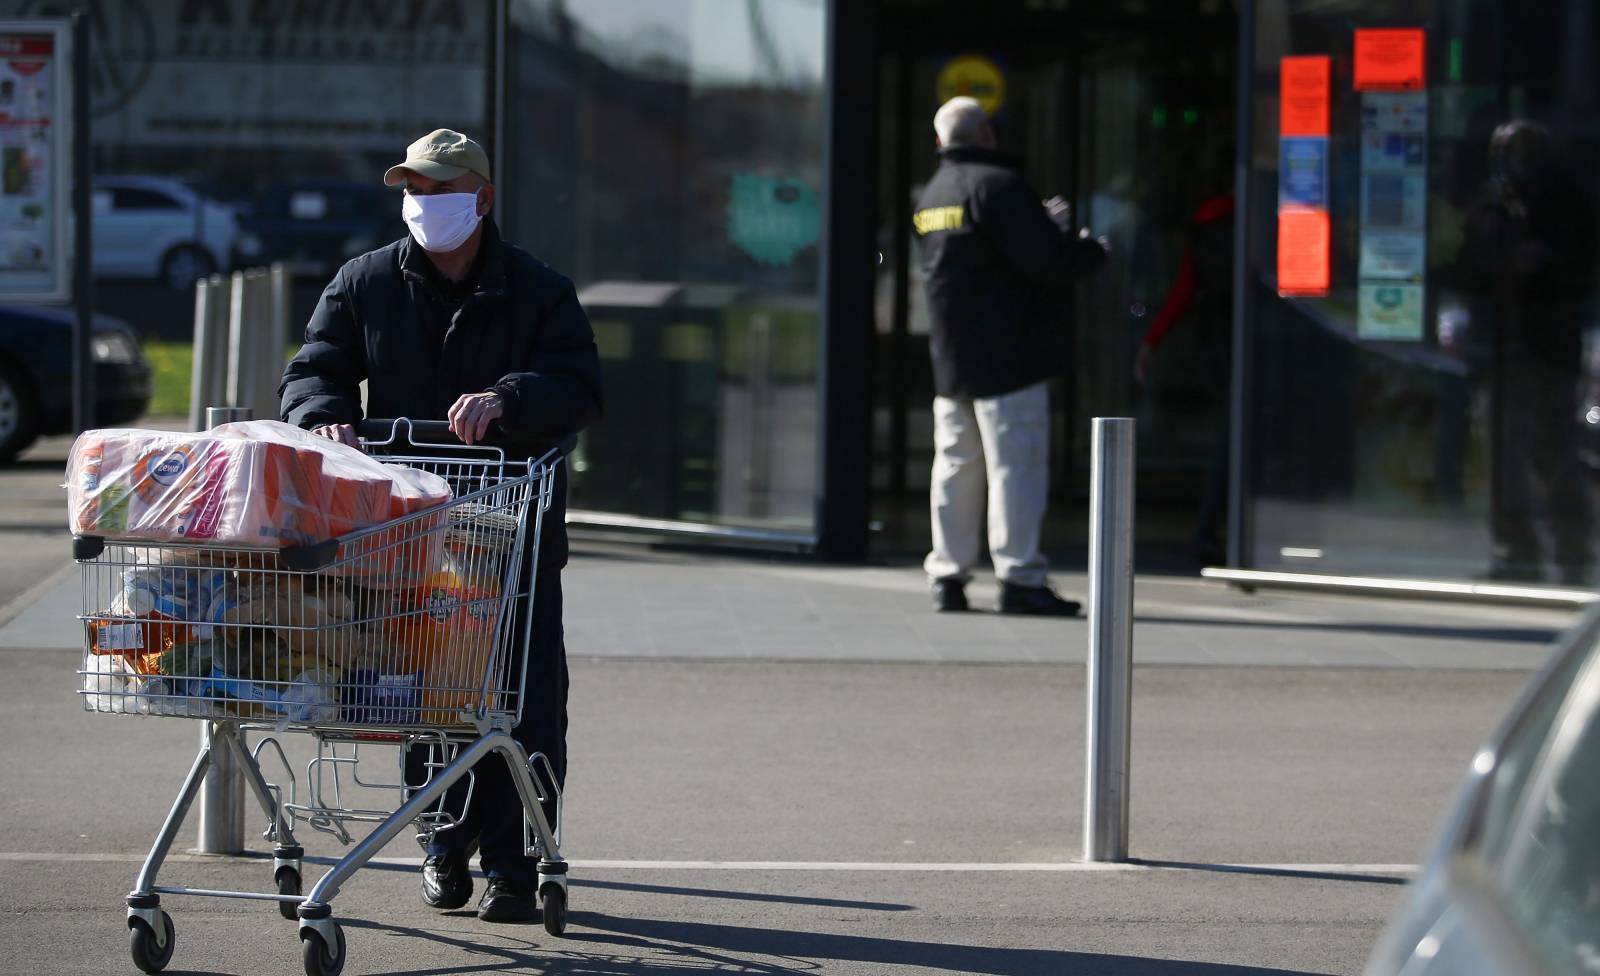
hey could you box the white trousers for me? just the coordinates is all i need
[924,381,1051,587]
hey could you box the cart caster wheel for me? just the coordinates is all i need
[541,884,567,937]
[276,867,301,921]
[129,911,175,974]
[301,922,345,976]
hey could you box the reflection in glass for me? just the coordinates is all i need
[506,0,827,533]
[1248,0,1600,585]
[0,0,490,339]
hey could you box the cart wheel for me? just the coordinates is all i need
[301,922,345,976]
[129,911,175,974]
[541,884,567,937]
[276,867,302,921]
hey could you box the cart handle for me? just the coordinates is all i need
[358,418,576,457]
[357,418,466,445]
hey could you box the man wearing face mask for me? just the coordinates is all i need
[280,129,602,922]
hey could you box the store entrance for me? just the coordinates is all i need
[870,2,1239,567]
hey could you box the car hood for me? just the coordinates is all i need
[0,304,139,335]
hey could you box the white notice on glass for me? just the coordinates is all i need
[1359,231,1427,281]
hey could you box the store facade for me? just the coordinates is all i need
[32,0,1600,586]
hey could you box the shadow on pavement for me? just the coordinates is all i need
[348,914,1338,976]
[575,877,915,912]
[1131,859,1409,887]
[1134,614,1560,645]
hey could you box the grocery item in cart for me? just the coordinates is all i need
[88,564,236,669]
[388,562,504,724]
[82,652,146,713]
[88,611,188,671]
[66,421,452,559]
[194,666,341,723]
[217,574,356,657]
[341,667,424,724]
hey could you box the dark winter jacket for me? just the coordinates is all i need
[280,219,603,569]
[915,145,1106,399]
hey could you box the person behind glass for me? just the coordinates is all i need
[279,129,603,922]
[1134,188,1236,567]
[914,97,1108,615]
[1462,119,1596,583]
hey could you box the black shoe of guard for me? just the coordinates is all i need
[932,578,969,612]
[477,877,540,923]
[997,582,1082,617]
[421,852,474,910]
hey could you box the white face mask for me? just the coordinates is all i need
[402,189,483,253]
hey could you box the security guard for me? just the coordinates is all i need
[914,96,1107,615]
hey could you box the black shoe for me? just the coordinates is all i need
[477,877,540,923]
[998,582,1081,617]
[932,577,969,612]
[421,851,474,910]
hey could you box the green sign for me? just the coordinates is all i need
[727,174,820,268]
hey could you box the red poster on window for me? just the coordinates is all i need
[1354,29,1425,91]
[1280,56,1331,137]
[1277,209,1331,297]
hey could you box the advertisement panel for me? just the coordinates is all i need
[0,20,68,301]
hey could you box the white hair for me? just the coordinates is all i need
[934,96,988,147]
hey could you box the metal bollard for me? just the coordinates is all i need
[1084,417,1135,862]
[188,275,231,432]
[225,271,248,410]
[195,406,252,854]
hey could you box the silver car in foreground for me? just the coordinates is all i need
[1366,605,1600,975]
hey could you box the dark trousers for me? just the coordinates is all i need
[404,568,567,887]
[1492,363,1593,582]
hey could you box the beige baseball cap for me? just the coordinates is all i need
[382,129,492,187]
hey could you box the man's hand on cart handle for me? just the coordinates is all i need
[312,423,360,449]
[448,391,505,446]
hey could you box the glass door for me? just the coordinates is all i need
[871,3,1238,563]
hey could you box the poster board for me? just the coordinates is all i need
[1354,29,1425,91]
[0,20,69,303]
[1277,56,1331,298]
[1356,89,1428,339]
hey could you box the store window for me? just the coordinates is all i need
[1248,0,1600,584]
[503,0,828,536]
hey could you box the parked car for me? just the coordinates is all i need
[1365,605,1600,976]
[0,304,151,461]
[232,179,405,279]
[93,175,241,290]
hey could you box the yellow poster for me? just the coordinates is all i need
[936,55,1006,117]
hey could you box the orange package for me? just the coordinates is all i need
[387,563,503,724]
[87,613,190,674]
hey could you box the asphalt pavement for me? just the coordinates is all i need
[0,433,1583,975]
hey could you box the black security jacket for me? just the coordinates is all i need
[279,220,603,569]
[915,146,1105,399]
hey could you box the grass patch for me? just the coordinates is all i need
[141,339,192,418]
[138,341,301,421]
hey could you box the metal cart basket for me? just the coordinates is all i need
[73,419,569,976]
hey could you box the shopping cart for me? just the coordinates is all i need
[74,418,569,976]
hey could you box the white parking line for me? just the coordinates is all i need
[0,852,1416,875]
